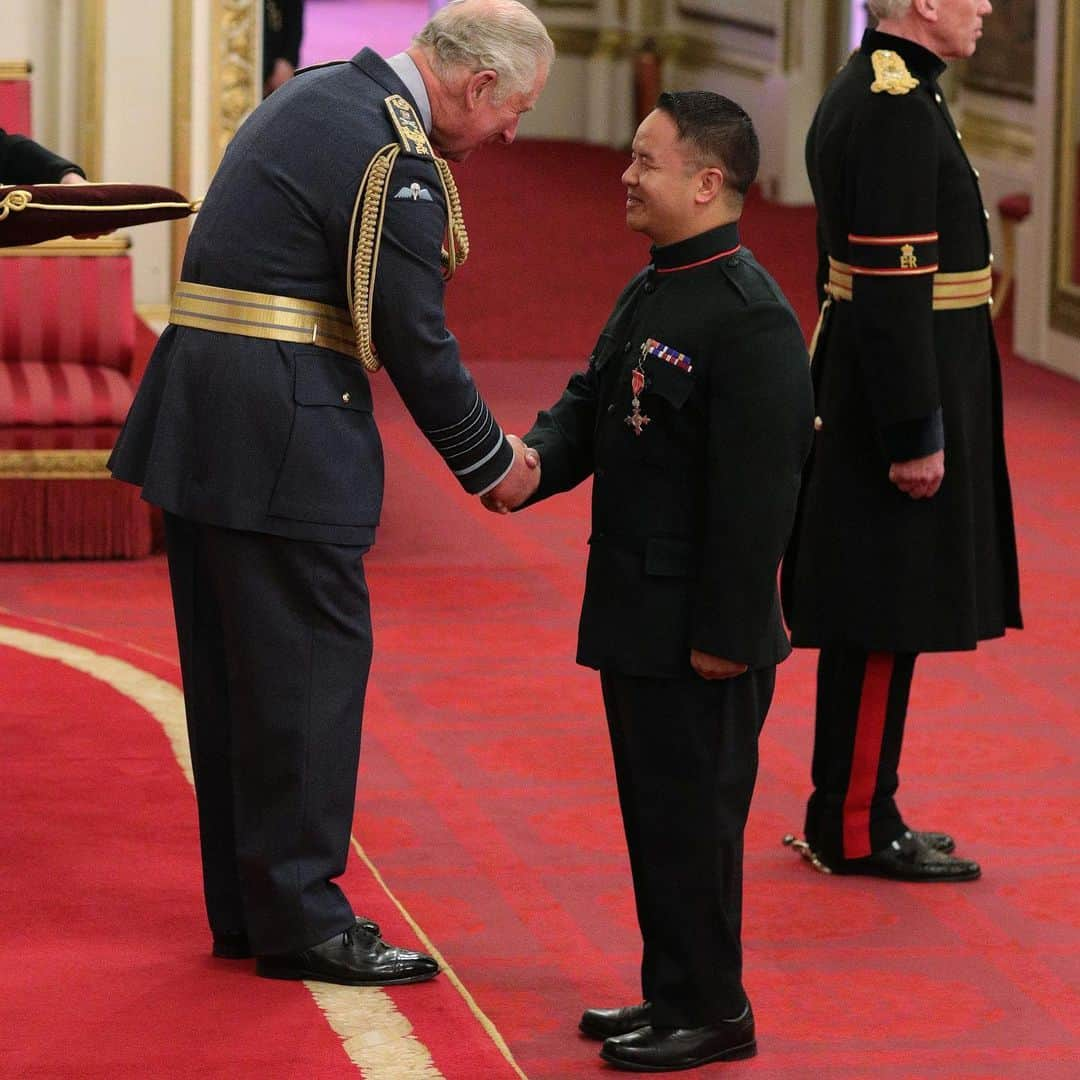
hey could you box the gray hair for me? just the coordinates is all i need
[868,0,913,18]
[415,0,555,101]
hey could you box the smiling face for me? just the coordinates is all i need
[925,0,992,60]
[621,109,721,246]
[432,65,548,162]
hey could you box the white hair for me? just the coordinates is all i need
[415,0,555,101]
[868,0,913,18]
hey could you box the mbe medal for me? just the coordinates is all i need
[625,352,651,436]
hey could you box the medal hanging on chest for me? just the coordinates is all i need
[624,347,651,436]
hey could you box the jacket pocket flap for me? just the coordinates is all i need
[644,537,697,577]
[293,351,372,411]
[644,353,694,408]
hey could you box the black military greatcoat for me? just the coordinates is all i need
[781,29,1021,653]
[525,222,814,675]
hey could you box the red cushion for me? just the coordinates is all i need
[997,193,1031,222]
[0,361,133,426]
[0,182,197,247]
[0,253,134,370]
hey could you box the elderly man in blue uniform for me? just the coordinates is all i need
[487,93,813,1072]
[781,0,1021,882]
[109,0,552,985]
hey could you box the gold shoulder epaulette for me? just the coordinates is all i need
[385,94,434,159]
[870,50,919,95]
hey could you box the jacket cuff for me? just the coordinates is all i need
[881,407,944,462]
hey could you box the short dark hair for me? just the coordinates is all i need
[656,91,760,198]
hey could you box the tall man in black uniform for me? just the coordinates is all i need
[487,93,813,1072]
[109,0,552,985]
[781,0,1021,881]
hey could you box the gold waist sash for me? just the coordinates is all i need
[827,258,993,310]
[169,281,356,358]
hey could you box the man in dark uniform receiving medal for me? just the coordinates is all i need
[486,93,813,1072]
[109,0,551,985]
[781,0,1021,881]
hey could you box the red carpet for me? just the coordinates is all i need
[0,139,1077,1077]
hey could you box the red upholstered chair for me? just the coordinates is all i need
[0,236,154,558]
[0,60,32,133]
[993,191,1031,319]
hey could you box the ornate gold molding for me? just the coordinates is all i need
[172,0,193,285]
[1051,0,1080,336]
[960,110,1035,162]
[0,450,112,478]
[0,61,32,80]
[210,0,259,167]
[77,0,106,182]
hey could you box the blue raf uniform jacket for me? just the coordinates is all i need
[109,49,513,545]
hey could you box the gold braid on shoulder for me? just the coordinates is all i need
[433,157,469,280]
[347,143,400,374]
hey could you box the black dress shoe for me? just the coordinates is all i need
[255,922,438,986]
[600,1007,756,1072]
[830,831,980,881]
[580,1002,651,1040]
[212,916,381,960]
[913,830,956,854]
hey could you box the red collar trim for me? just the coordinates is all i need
[655,244,742,274]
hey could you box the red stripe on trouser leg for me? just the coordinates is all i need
[842,653,894,859]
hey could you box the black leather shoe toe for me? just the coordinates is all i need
[600,1008,756,1072]
[213,916,381,961]
[255,923,437,986]
[580,1002,651,1040]
[833,831,980,881]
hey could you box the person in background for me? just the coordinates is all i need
[781,0,1020,881]
[0,129,89,184]
[264,0,305,96]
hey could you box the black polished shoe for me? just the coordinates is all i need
[255,923,436,986]
[913,830,956,854]
[830,831,980,881]
[580,1002,651,1040]
[600,1007,756,1072]
[212,916,381,960]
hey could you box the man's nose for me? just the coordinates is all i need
[622,163,636,185]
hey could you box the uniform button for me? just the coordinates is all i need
[988,296,994,307]
[727,257,739,267]
[934,92,942,104]
[342,391,351,403]
[644,282,656,294]
[607,403,617,414]
[955,129,963,140]
[984,208,991,220]
[972,167,981,179]
[814,416,823,431]
[624,342,631,352]
[989,252,995,264]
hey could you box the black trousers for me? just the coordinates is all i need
[805,646,917,863]
[600,665,775,1029]
[164,513,373,955]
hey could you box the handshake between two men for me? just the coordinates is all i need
[481,434,540,514]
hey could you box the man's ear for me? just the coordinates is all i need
[465,69,499,109]
[912,0,939,22]
[695,167,725,205]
